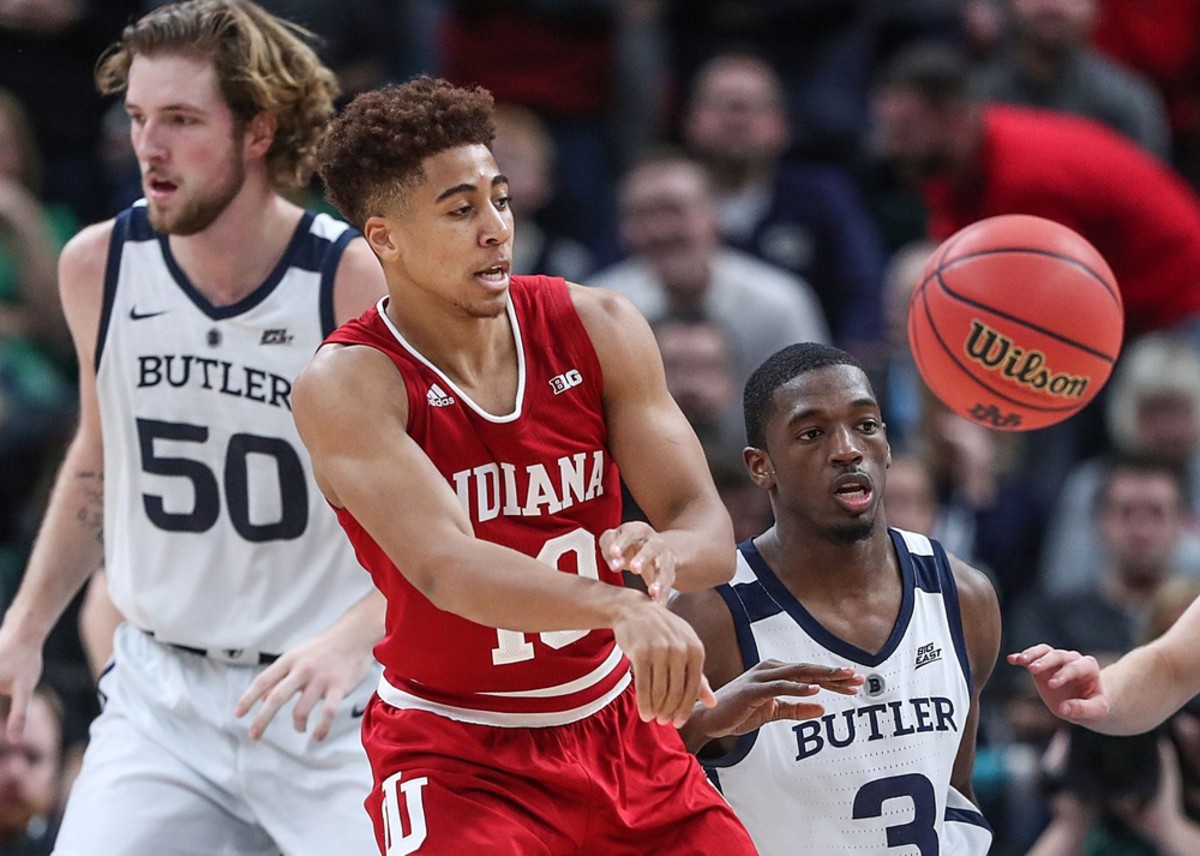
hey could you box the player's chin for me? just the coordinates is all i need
[825,517,876,545]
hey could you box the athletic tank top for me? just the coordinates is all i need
[327,276,630,726]
[95,203,374,654]
[706,529,992,854]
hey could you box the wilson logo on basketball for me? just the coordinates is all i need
[963,320,1090,399]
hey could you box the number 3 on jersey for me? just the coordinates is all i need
[491,528,599,665]
[136,417,308,542]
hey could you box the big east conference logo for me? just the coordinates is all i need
[962,320,1090,400]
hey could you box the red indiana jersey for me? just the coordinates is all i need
[326,276,630,726]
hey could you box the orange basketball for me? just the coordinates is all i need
[907,214,1124,431]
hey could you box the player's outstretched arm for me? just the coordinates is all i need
[235,588,385,740]
[0,222,112,740]
[1010,593,1200,735]
[293,344,712,726]
[670,588,861,754]
[571,284,735,594]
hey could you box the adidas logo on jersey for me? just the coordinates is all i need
[549,369,583,395]
[427,383,455,407]
[915,642,942,669]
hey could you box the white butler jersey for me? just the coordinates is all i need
[94,203,373,654]
[705,529,991,855]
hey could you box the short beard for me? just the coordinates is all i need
[147,150,245,236]
[826,517,876,545]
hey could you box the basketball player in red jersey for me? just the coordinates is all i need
[294,78,778,854]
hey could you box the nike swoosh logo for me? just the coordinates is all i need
[130,306,169,321]
[351,702,368,719]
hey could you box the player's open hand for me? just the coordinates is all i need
[688,660,863,742]
[234,625,375,742]
[600,522,675,602]
[613,597,714,727]
[1008,644,1110,724]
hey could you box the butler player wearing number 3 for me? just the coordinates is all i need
[0,3,388,854]
[293,78,782,854]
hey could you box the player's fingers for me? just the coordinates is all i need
[772,700,826,722]
[6,677,32,742]
[291,678,328,734]
[662,649,689,727]
[310,687,346,742]
[698,674,717,709]
[1006,644,1056,667]
[603,524,649,569]
[628,544,673,602]
[630,656,654,722]
[669,645,706,727]
[249,672,304,740]
[765,663,861,691]
[1046,656,1099,689]
[763,680,821,699]
[1025,648,1079,676]
[234,660,288,717]
[1060,696,1110,722]
[648,645,671,724]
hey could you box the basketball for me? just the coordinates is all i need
[907,214,1124,431]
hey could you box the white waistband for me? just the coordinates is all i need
[376,668,631,728]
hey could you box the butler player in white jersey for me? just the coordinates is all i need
[0,3,387,854]
[672,343,1001,855]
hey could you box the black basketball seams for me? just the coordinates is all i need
[932,260,1119,363]
[936,245,1121,305]
[918,274,1085,413]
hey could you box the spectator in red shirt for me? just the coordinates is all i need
[1091,0,1200,186]
[871,43,1200,339]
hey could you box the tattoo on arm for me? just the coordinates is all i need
[74,470,103,546]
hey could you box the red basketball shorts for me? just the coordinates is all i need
[361,686,758,855]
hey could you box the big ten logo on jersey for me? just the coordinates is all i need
[380,771,429,856]
[549,368,583,395]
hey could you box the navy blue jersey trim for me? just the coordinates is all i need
[739,535,916,667]
[127,205,156,241]
[158,210,319,320]
[945,806,992,830]
[319,227,357,336]
[95,210,133,372]
[699,580,763,770]
[931,539,973,695]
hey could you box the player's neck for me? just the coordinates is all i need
[757,521,896,593]
[384,292,518,404]
[166,176,302,308]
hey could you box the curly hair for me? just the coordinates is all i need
[318,77,496,230]
[95,0,338,190]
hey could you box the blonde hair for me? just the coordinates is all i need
[95,0,338,190]
[1106,334,1200,452]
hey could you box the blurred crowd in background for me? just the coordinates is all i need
[3,0,1200,853]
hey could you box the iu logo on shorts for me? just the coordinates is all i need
[381,771,430,855]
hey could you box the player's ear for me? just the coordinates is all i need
[243,111,276,160]
[744,446,775,490]
[363,216,399,261]
[885,442,892,469]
